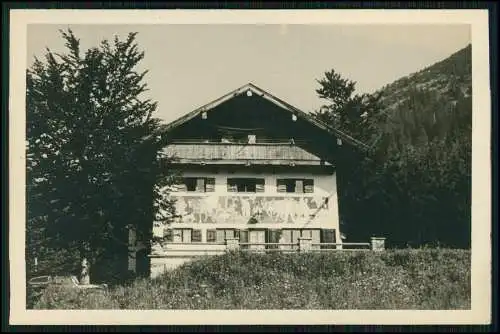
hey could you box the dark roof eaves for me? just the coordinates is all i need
[157,82,370,151]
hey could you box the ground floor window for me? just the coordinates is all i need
[173,229,192,243]
[207,229,238,243]
[164,227,336,248]
[164,228,194,243]
[279,229,322,250]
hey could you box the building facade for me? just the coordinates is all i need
[137,83,361,278]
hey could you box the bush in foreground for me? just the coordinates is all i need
[32,248,470,310]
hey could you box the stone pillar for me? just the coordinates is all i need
[371,237,386,251]
[225,238,240,251]
[298,237,313,252]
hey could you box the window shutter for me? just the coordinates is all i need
[311,229,321,249]
[295,179,304,193]
[196,178,205,192]
[304,179,314,193]
[256,178,265,192]
[321,229,336,249]
[216,229,226,243]
[291,229,301,244]
[239,230,248,242]
[281,229,292,250]
[206,229,216,243]
[227,179,237,192]
[182,229,192,243]
[267,229,281,249]
[225,229,235,240]
[239,230,249,249]
[205,178,215,192]
[277,179,286,193]
[192,229,202,242]
[164,228,173,242]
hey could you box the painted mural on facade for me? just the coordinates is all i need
[170,196,331,225]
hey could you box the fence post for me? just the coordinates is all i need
[225,238,240,251]
[370,237,386,251]
[298,237,312,252]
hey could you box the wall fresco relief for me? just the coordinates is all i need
[171,196,330,225]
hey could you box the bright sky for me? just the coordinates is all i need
[27,24,471,124]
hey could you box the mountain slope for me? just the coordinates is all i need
[371,44,472,149]
[376,44,472,113]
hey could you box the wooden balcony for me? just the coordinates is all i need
[161,142,331,166]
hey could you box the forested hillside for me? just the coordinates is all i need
[378,44,472,112]
[314,44,472,248]
[376,44,472,150]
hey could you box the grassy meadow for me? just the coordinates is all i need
[30,248,470,310]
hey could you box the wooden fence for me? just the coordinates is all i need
[151,237,385,255]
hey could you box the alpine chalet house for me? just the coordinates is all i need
[143,83,365,278]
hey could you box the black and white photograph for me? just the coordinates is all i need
[8,9,492,325]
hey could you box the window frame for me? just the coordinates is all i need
[191,229,203,243]
[182,177,216,193]
[227,178,265,193]
[277,178,314,193]
[280,228,321,249]
[215,228,238,243]
[172,228,192,243]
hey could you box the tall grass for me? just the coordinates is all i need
[32,248,470,310]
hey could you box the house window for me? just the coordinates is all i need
[164,228,193,243]
[216,229,238,243]
[173,229,192,243]
[206,229,216,243]
[181,177,215,192]
[277,178,314,193]
[207,229,238,243]
[191,229,202,242]
[227,178,265,193]
[280,228,321,250]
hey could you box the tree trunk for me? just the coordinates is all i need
[80,257,90,285]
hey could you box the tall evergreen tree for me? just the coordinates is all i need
[312,59,471,248]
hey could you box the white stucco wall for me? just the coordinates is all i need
[155,170,341,243]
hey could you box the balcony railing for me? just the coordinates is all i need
[161,142,329,165]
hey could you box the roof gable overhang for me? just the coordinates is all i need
[155,83,369,151]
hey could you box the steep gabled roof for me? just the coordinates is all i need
[157,82,369,150]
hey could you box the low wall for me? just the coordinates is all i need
[148,238,385,279]
[150,243,227,278]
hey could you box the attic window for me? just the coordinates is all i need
[292,114,297,121]
[201,111,207,119]
[246,90,253,97]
